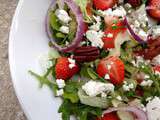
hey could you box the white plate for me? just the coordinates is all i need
[9,0,62,120]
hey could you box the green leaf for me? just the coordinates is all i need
[49,12,61,31]
[56,32,65,38]
[29,70,58,96]
[63,93,79,103]
[87,68,98,80]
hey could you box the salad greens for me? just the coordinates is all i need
[30,0,160,119]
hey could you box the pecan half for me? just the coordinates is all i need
[134,36,160,60]
[73,46,100,62]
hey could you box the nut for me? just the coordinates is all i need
[73,46,100,62]
[134,36,160,60]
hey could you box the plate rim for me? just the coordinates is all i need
[9,0,32,119]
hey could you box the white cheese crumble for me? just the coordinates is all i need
[146,96,153,102]
[55,9,72,23]
[68,58,76,69]
[82,81,114,97]
[38,54,53,72]
[155,71,160,76]
[146,97,160,120]
[152,55,160,66]
[86,30,104,48]
[101,92,107,98]
[107,33,113,38]
[152,26,160,38]
[56,79,65,88]
[122,81,134,91]
[89,16,102,31]
[59,26,69,34]
[140,80,153,87]
[116,96,122,101]
[104,74,110,79]
[99,6,126,17]
[138,30,148,40]
[107,64,111,70]
[56,89,64,96]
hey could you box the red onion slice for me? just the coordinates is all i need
[124,17,146,44]
[103,106,148,120]
[45,0,85,52]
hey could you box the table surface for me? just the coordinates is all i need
[0,0,27,120]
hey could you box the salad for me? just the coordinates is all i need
[29,0,160,120]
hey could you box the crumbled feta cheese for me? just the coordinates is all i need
[89,16,102,31]
[93,16,101,23]
[107,33,113,38]
[86,30,104,48]
[56,89,64,96]
[152,55,160,66]
[82,81,114,97]
[38,54,53,72]
[98,6,126,17]
[140,80,153,87]
[68,58,76,69]
[101,92,107,98]
[65,41,69,46]
[124,3,132,9]
[56,79,65,88]
[55,9,72,23]
[138,30,148,40]
[59,26,69,34]
[134,20,140,28]
[146,96,153,102]
[146,97,160,120]
[68,58,75,64]
[69,64,75,69]
[89,22,101,31]
[107,64,111,70]
[144,74,150,79]
[116,96,122,101]
[123,82,134,91]
[104,74,110,79]
[152,26,160,36]
[112,6,126,17]
[155,71,160,76]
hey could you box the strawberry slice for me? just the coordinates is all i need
[147,0,160,20]
[153,65,160,73]
[55,57,79,80]
[93,0,117,10]
[97,112,120,120]
[96,56,125,85]
[103,19,127,49]
[86,1,93,16]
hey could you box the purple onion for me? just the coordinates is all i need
[45,0,85,53]
[124,17,146,44]
[103,106,148,120]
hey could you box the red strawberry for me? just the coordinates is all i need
[147,0,160,20]
[153,65,160,72]
[55,57,79,80]
[93,0,117,10]
[96,56,125,85]
[103,19,127,49]
[86,2,93,16]
[125,0,141,7]
[96,112,120,120]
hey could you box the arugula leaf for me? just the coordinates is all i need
[63,93,79,103]
[29,70,58,96]
[49,11,61,31]
[139,63,160,96]
[59,100,102,120]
